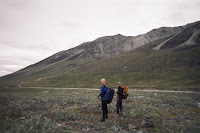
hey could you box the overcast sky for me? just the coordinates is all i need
[0,0,200,77]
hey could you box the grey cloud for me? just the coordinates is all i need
[166,12,186,25]
[63,20,80,28]
[0,64,23,72]
[0,0,31,8]
[0,70,13,77]
[0,57,31,66]
[0,41,54,51]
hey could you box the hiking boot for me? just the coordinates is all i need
[100,119,105,122]
[119,112,123,116]
[106,114,108,119]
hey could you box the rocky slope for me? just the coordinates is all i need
[154,21,200,50]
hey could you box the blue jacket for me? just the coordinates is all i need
[99,85,108,100]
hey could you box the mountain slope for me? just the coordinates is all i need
[5,45,199,90]
[0,21,200,90]
[5,21,198,78]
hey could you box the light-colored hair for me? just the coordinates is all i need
[101,78,106,85]
[117,82,121,84]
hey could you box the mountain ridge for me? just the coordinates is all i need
[0,21,200,90]
[5,21,199,77]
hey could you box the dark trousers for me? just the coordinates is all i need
[116,97,122,114]
[102,100,108,119]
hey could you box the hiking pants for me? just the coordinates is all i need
[116,97,122,114]
[102,100,108,119]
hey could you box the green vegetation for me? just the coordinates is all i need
[0,87,199,132]
[0,45,200,90]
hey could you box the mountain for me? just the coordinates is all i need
[1,21,200,90]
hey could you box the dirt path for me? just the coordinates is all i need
[21,87,200,94]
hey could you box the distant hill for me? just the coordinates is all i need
[0,21,200,90]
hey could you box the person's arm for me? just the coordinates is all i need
[120,87,123,96]
[117,87,123,96]
[115,88,119,100]
[98,86,102,97]
[98,86,106,97]
[117,87,119,94]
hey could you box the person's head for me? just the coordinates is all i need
[101,78,106,86]
[117,82,121,87]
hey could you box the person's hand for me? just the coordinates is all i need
[115,97,117,101]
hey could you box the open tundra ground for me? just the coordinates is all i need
[0,88,200,133]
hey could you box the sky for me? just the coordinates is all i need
[0,0,200,77]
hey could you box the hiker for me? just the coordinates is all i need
[116,82,123,116]
[98,78,108,122]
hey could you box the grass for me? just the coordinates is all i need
[0,87,199,132]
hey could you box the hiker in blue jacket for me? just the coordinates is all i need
[98,78,108,122]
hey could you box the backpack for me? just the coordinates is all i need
[103,88,115,104]
[122,86,128,99]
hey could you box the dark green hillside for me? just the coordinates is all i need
[37,46,200,90]
[1,45,199,90]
